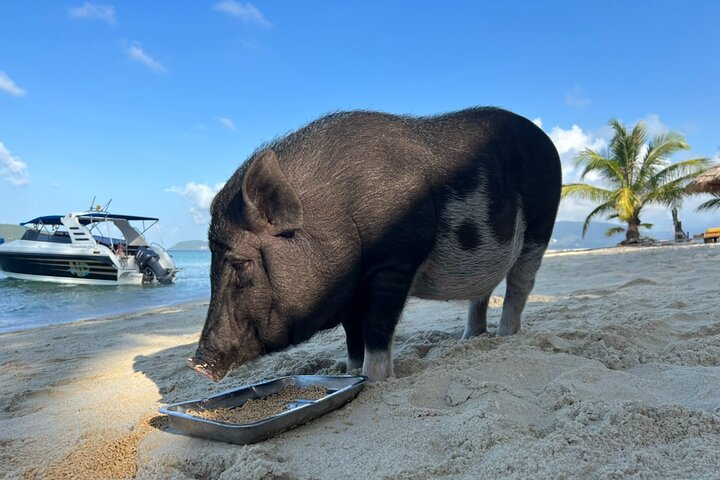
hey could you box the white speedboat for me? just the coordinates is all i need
[0,210,178,285]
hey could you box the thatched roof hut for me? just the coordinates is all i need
[686,165,720,194]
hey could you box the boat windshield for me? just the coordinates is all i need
[21,227,72,244]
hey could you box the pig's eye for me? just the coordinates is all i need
[231,260,252,288]
[231,259,250,269]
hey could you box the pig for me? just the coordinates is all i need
[187,107,561,382]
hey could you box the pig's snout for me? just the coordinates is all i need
[186,355,228,383]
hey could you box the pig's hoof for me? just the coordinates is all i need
[497,325,520,337]
[362,349,393,381]
[461,329,486,340]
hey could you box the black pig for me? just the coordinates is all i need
[187,107,561,382]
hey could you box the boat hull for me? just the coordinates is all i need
[0,251,135,285]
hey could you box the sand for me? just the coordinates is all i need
[1,243,719,479]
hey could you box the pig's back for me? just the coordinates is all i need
[274,108,560,300]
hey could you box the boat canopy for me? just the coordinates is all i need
[21,213,159,226]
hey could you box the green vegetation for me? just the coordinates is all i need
[561,119,711,244]
[697,193,720,212]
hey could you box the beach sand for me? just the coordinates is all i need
[2,244,720,479]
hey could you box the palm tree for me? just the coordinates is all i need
[562,119,711,244]
[697,193,720,212]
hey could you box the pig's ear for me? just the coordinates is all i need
[242,149,303,236]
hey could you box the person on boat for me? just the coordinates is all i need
[116,243,127,266]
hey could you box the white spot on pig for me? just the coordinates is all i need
[410,180,526,301]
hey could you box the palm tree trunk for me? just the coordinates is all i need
[671,208,687,240]
[626,216,641,244]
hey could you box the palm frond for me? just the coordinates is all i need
[575,149,625,186]
[634,131,689,188]
[608,119,631,176]
[605,226,626,237]
[561,183,614,203]
[627,122,648,181]
[646,131,689,161]
[696,193,720,212]
[640,223,653,229]
[649,157,712,191]
[581,201,615,237]
[645,164,712,206]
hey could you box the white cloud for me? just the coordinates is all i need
[564,86,591,108]
[167,182,225,224]
[546,123,610,221]
[0,142,29,186]
[0,71,25,97]
[542,123,610,221]
[532,117,542,128]
[219,117,236,130]
[68,3,116,24]
[547,124,607,184]
[638,113,668,138]
[126,43,167,74]
[213,1,272,27]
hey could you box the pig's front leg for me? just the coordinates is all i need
[342,318,364,371]
[360,267,414,381]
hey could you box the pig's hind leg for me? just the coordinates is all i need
[462,294,491,339]
[498,244,546,336]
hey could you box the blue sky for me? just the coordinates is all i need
[1,1,719,245]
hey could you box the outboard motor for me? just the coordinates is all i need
[135,246,174,284]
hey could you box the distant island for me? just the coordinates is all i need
[169,240,209,251]
[550,221,624,250]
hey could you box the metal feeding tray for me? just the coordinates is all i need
[159,375,367,444]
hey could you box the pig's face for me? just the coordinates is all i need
[187,149,305,382]
[186,230,268,381]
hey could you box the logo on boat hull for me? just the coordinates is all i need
[68,261,90,277]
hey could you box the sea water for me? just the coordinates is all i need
[0,250,211,333]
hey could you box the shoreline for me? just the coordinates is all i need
[0,296,210,336]
[1,240,712,336]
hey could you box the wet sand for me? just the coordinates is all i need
[2,244,719,479]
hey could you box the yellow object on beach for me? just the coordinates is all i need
[703,227,720,243]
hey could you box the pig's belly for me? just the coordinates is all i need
[410,215,525,301]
